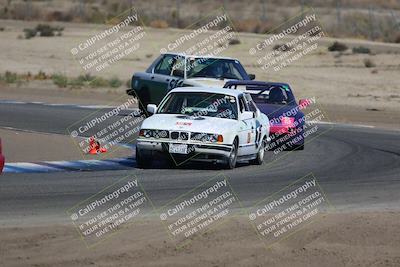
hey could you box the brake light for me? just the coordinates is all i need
[139,130,144,137]
[217,135,223,143]
[281,117,295,125]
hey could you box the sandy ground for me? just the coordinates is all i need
[0,128,132,162]
[0,19,399,112]
[0,212,399,267]
[0,19,399,267]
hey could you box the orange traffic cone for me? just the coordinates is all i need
[88,137,98,154]
[88,137,107,154]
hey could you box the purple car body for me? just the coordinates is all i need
[224,81,309,150]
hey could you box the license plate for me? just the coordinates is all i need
[169,143,188,154]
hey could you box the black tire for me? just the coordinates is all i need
[224,138,238,169]
[136,146,151,168]
[250,137,266,165]
[137,88,150,117]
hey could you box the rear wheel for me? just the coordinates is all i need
[224,138,238,169]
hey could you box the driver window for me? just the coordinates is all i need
[238,96,249,112]
[154,54,175,75]
[245,94,257,113]
[227,62,243,79]
[171,56,185,77]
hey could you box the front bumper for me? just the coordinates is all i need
[137,139,232,159]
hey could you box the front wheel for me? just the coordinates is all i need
[136,146,152,168]
[224,139,238,169]
[250,137,267,165]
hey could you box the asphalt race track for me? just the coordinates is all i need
[0,101,400,225]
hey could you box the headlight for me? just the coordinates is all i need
[153,130,168,138]
[139,129,169,138]
[143,129,152,138]
[192,133,223,143]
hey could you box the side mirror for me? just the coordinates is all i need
[241,111,254,121]
[299,99,310,109]
[248,74,256,80]
[147,104,157,114]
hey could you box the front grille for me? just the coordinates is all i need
[179,132,189,140]
[171,131,179,139]
[170,131,189,140]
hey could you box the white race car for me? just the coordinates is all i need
[136,87,270,169]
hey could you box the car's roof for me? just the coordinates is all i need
[162,52,237,61]
[224,80,291,89]
[169,86,242,97]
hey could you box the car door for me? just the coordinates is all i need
[148,54,185,104]
[245,94,264,150]
[237,95,257,156]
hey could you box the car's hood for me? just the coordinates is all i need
[141,114,237,133]
[184,78,231,88]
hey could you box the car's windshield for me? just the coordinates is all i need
[158,92,238,120]
[250,85,294,105]
[186,58,245,80]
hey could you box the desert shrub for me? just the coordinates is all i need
[328,41,348,52]
[23,28,37,39]
[90,77,109,87]
[228,38,241,45]
[23,24,63,39]
[395,33,400,44]
[273,43,289,52]
[36,24,55,36]
[352,46,370,54]
[109,77,122,88]
[52,74,68,87]
[363,58,376,68]
[36,24,64,37]
[34,70,48,80]
[68,77,85,88]
[149,20,169,28]
[2,71,18,83]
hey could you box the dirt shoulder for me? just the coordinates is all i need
[0,212,399,267]
[0,128,132,162]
